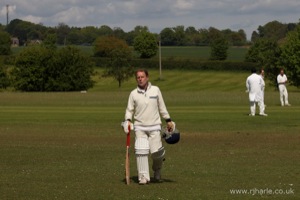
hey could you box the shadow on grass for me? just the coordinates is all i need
[122,176,176,185]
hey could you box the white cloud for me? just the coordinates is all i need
[0,0,299,39]
[174,0,195,10]
[21,15,42,24]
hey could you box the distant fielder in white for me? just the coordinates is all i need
[246,68,267,116]
[277,68,291,106]
[123,69,175,185]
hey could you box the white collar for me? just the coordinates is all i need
[137,82,151,94]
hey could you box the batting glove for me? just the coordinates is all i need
[121,121,134,134]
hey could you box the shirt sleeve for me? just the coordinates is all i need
[246,77,250,91]
[157,88,171,120]
[125,92,134,121]
[260,77,265,88]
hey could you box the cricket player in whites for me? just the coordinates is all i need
[123,69,175,185]
[277,68,291,106]
[246,68,267,116]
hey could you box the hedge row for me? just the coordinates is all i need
[92,57,258,72]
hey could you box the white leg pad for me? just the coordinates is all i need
[135,137,150,181]
[151,146,165,171]
[136,155,150,181]
[135,137,150,155]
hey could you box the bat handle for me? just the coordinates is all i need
[126,125,130,147]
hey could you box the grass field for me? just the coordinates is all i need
[0,70,299,200]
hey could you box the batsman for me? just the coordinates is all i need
[123,69,175,185]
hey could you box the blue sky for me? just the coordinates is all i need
[1,0,299,39]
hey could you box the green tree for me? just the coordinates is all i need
[56,23,70,45]
[68,28,84,45]
[80,26,99,45]
[94,35,133,87]
[0,31,11,55]
[160,28,176,45]
[112,27,126,41]
[133,31,158,58]
[12,46,94,91]
[46,46,94,91]
[280,25,300,87]
[0,66,10,89]
[173,25,186,46]
[104,48,134,88]
[222,29,247,46]
[6,19,46,45]
[208,27,222,43]
[251,21,297,42]
[126,26,149,45]
[94,36,129,57]
[198,28,210,45]
[12,46,51,91]
[210,37,229,60]
[245,39,281,86]
[185,26,200,45]
[42,33,57,50]
[98,25,113,36]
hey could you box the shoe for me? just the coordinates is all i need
[154,169,161,181]
[259,113,268,116]
[286,104,291,106]
[139,176,148,185]
[248,114,255,116]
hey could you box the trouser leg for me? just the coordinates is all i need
[279,88,284,106]
[148,130,165,180]
[258,100,265,115]
[250,101,256,116]
[283,89,289,105]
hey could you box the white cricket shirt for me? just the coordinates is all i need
[125,82,170,127]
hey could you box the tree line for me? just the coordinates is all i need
[1,19,298,47]
[0,19,246,46]
[1,19,300,91]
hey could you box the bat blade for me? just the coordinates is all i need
[125,146,130,185]
[125,127,130,185]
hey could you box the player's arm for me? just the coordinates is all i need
[123,93,134,133]
[245,78,250,92]
[157,88,175,131]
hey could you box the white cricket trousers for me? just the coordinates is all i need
[250,101,265,116]
[278,85,289,106]
[135,130,162,181]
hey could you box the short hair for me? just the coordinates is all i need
[251,68,257,73]
[135,69,149,77]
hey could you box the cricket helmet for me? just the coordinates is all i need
[162,127,180,144]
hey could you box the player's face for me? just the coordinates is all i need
[136,71,149,89]
[280,70,284,75]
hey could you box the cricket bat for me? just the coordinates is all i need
[125,125,130,185]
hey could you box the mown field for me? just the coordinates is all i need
[0,70,299,200]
